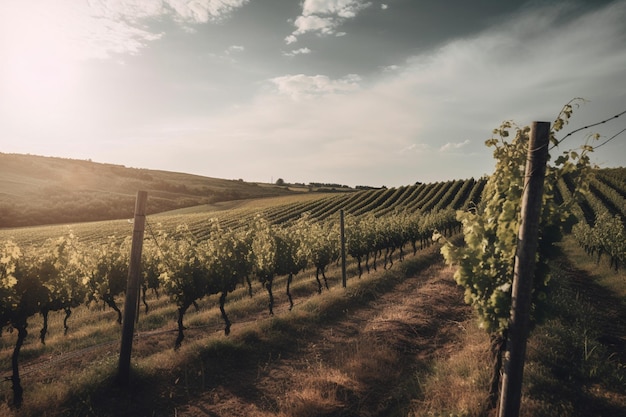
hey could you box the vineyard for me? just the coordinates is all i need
[1,164,626,415]
[569,168,626,271]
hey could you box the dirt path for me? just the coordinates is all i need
[175,260,471,417]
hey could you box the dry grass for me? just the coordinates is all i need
[409,320,491,417]
[408,237,626,417]
[277,365,357,417]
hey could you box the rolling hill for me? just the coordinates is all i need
[0,153,305,227]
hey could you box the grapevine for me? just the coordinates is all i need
[275,216,309,310]
[83,236,130,324]
[439,99,595,410]
[36,233,89,343]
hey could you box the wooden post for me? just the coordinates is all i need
[117,190,147,386]
[340,210,347,288]
[498,122,550,417]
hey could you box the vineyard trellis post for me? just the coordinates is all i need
[117,190,148,386]
[340,209,347,288]
[498,122,550,417]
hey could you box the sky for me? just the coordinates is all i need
[1,0,625,188]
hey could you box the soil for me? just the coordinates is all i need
[172,260,472,417]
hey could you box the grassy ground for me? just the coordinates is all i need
[411,235,626,417]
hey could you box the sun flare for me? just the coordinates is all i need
[0,1,82,120]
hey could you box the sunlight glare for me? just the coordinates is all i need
[1,1,82,120]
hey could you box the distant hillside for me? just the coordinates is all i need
[0,153,299,227]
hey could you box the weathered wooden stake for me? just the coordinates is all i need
[117,190,147,386]
[340,210,347,288]
[498,122,550,417]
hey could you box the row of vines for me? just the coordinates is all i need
[1,204,458,407]
[557,168,626,271]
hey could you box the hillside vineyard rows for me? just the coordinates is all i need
[1,169,626,407]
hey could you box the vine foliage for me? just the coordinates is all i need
[439,99,595,409]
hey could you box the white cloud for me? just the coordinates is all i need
[86,0,167,22]
[226,45,245,54]
[293,15,336,36]
[285,34,298,44]
[286,0,371,43]
[83,0,252,58]
[165,0,249,23]
[439,140,470,152]
[382,64,399,72]
[0,0,250,62]
[381,4,388,10]
[270,73,361,99]
[301,0,369,17]
[399,143,430,154]
[282,47,312,57]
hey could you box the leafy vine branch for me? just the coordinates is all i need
[552,97,626,150]
[439,99,607,414]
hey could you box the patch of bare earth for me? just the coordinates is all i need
[176,262,471,417]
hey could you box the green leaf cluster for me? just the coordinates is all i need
[0,240,21,318]
[441,100,593,336]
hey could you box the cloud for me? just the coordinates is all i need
[269,74,361,99]
[381,4,388,10]
[91,0,250,56]
[439,140,470,152]
[226,45,245,54]
[0,0,250,62]
[301,0,368,17]
[183,1,626,186]
[293,14,336,36]
[286,0,371,43]
[282,47,312,57]
[164,0,249,24]
[399,143,430,154]
[382,64,399,72]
